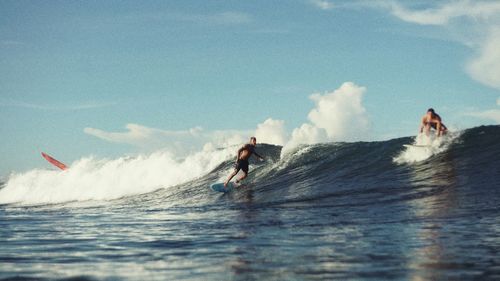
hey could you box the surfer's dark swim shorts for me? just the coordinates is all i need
[235,159,249,173]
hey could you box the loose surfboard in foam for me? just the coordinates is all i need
[41,152,68,170]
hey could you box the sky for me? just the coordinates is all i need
[1,0,499,177]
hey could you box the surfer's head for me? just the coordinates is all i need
[427,108,435,117]
[250,137,257,145]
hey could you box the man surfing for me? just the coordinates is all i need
[419,108,448,137]
[224,137,264,187]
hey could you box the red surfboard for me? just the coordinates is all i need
[41,152,68,170]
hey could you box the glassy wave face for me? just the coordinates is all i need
[1,125,499,280]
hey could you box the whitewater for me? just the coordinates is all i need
[1,125,499,280]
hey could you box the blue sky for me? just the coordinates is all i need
[1,0,499,176]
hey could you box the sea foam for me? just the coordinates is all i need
[393,132,458,164]
[0,146,235,205]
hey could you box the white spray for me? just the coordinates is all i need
[393,132,459,164]
[0,146,235,205]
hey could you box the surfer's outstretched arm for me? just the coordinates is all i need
[254,151,264,161]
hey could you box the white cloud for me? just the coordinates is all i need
[169,11,252,25]
[86,118,291,154]
[382,1,500,90]
[84,124,198,145]
[214,12,253,24]
[204,130,249,149]
[308,82,369,140]
[465,96,500,124]
[310,0,335,11]
[282,82,370,154]
[285,123,328,151]
[387,1,500,26]
[466,109,500,124]
[84,124,198,155]
[85,83,371,159]
[466,28,500,89]
[0,99,116,110]
[255,118,287,146]
[85,120,290,157]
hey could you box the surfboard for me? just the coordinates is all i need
[41,152,68,170]
[404,144,432,148]
[211,182,238,193]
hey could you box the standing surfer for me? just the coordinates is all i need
[420,108,448,137]
[224,137,264,187]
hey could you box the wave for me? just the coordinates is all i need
[1,125,499,206]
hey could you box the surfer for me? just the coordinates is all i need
[419,108,447,137]
[224,137,264,187]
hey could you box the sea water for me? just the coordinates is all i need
[1,125,499,280]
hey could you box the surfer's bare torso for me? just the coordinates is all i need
[238,144,256,161]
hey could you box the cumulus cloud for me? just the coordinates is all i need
[282,82,370,154]
[86,83,372,159]
[308,82,369,140]
[285,123,328,153]
[255,118,287,146]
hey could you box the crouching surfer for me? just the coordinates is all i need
[224,137,264,188]
[419,108,448,137]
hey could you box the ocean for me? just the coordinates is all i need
[1,125,499,280]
